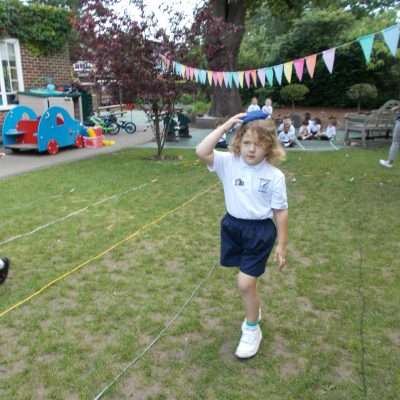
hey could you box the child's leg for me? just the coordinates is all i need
[238,271,259,323]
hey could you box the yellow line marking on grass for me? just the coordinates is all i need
[0,182,219,319]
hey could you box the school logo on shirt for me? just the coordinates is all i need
[258,178,271,193]
[234,178,244,186]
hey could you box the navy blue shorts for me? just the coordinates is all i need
[220,213,277,277]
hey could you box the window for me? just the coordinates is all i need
[0,38,24,110]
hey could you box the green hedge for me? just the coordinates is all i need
[0,0,72,56]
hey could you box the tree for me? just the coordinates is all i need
[192,0,310,117]
[280,84,309,110]
[347,83,378,111]
[74,0,196,159]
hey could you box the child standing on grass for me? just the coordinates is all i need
[196,113,288,359]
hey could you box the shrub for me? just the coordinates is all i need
[190,101,211,116]
[347,83,378,112]
[280,84,309,110]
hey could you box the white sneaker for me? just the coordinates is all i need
[235,324,262,359]
[241,308,261,331]
[379,159,393,168]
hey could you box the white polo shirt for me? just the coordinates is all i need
[208,151,288,220]
[247,104,261,112]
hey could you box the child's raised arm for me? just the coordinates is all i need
[196,113,246,166]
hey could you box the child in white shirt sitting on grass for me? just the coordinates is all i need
[316,118,336,141]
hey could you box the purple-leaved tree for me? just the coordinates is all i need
[74,0,196,158]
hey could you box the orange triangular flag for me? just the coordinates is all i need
[250,70,257,87]
[305,54,317,78]
[217,71,224,86]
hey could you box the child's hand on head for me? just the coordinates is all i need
[224,113,247,130]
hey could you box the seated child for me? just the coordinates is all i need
[247,97,261,112]
[215,121,228,148]
[297,119,310,140]
[307,117,322,139]
[278,120,296,147]
[262,98,273,118]
[316,118,337,140]
[278,117,295,137]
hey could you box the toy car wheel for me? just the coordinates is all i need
[125,122,137,134]
[47,139,59,155]
[75,134,84,148]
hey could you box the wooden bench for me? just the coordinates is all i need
[344,99,400,146]
[97,104,126,117]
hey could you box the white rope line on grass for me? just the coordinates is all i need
[93,261,218,400]
[328,140,340,151]
[0,180,156,246]
[294,137,306,150]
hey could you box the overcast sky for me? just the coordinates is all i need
[116,0,201,30]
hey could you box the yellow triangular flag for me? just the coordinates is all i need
[239,71,244,88]
[283,62,293,83]
[181,65,186,78]
[207,70,213,86]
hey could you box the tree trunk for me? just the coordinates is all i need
[205,1,248,117]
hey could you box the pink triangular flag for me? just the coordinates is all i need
[257,68,266,87]
[189,67,194,80]
[217,71,224,86]
[245,71,251,88]
[212,71,219,86]
[185,67,191,80]
[293,58,304,81]
[322,48,336,74]
[305,54,317,78]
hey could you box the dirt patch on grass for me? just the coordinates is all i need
[114,375,164,400]
[270,333,294,358]
[279,357,307,378]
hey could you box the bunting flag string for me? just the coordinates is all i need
[162,23,399,89]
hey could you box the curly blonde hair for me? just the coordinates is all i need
[229,119,286,165]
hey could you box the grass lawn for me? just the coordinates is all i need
[0,146,399,400]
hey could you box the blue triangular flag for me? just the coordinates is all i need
[266,67,273,86]
[273,64,283,85]
[175,62,181,75]
[381,24,400,57]
[358,34,375,63]
[199,70,207,85]
[232,72,239,88]
[228,72,233,88]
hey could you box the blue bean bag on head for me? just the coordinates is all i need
[241,110,269,125]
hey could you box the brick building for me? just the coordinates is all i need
[0,38,71,128]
